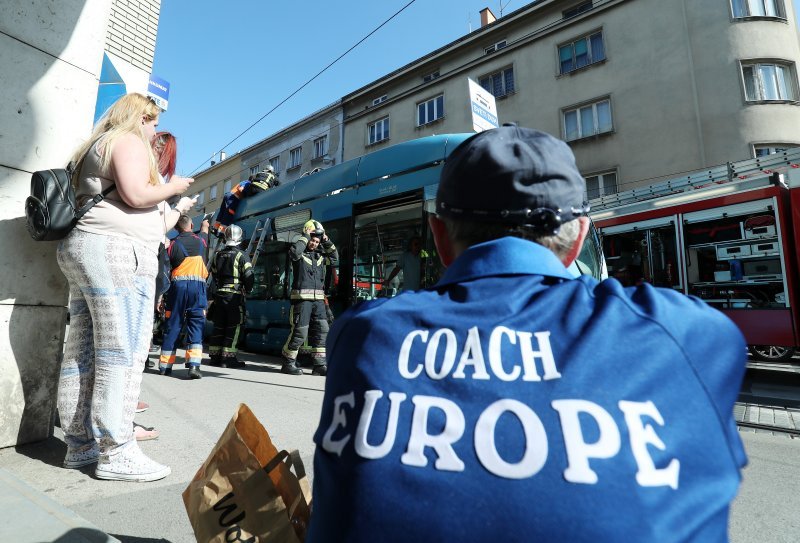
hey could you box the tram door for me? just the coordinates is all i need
[351,193,429,303]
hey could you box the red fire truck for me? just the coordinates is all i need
[590,148,800,361]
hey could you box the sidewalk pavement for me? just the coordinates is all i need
[0,350,326,543]
[1,351,800,542]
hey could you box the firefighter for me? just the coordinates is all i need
[208,224,254,368]
[281,220,338,376]
[159,215,209,379]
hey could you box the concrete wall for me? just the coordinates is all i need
[0,0,112,448]
[341,0,800,192]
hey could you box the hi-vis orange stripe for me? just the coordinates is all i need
[171,256,209,279]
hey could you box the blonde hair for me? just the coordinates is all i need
[70,93,161,186]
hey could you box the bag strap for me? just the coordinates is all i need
[74,183,116,220]
[71,142,117,221]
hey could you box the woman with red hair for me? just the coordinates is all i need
[153,131,178,180]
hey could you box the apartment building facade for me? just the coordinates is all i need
[342,0,800,199]
[191,102,343,214]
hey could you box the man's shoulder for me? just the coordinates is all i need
[591,278,738,331]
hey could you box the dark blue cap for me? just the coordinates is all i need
[437,125,589,233]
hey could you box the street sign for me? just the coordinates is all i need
[147,75,170,111]
[468,78,499,133]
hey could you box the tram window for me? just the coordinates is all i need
[421,208,444,288]
[571,221,605,280]
[353,205,424,301]
[247,242,289,300]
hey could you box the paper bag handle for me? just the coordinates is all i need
[263,449,290,475]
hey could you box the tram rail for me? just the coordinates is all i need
[735,402,800,437]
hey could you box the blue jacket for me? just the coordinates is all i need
[308,237,747,543]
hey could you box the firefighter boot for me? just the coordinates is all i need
[281,359,303,376]
[188,366,202,380]
[208,353,226,368]
[312,363,327,377]
[225,355,246,369]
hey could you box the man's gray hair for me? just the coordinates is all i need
[441,217,581,260]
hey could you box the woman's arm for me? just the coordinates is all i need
[111,134,193,208]
[162,196,197,233]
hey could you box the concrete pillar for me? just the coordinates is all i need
[0,0,112,448]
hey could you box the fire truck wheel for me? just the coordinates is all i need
[748,345,796,362]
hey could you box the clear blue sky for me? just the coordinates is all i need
[151,0,800,177]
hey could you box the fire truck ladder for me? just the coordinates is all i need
[589,147,800,213]
[246,219,271,268]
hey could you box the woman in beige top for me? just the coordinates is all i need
[56,93,193,482]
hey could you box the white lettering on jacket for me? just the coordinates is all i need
[320,391,679,488]
[398,326,561,382]
[318,326,679,488]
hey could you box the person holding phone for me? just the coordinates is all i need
[57,94,193,482]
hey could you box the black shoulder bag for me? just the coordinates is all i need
[25,154,116,242]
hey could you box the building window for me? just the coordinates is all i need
[195,191,205,207]
[485,40,507,54]
[742,61,797,101]
[269,156,280,172]
[417,94,445,126]
[313,136,327,159]
[368,117,390,144]
[559,31,605,74]
[563,1,593,19]
[754,143,797,157]
[209,185,218,201]
[372,95,388,106]
[563,98,613,141]
[249,165,259,176]
[585,171,618,200]
[480,67,515,97]
[223,178,232,193]
[289,147,302,169]
[731,0,785,18]
[423,71,440,83]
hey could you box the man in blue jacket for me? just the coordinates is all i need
[307,125,748,542]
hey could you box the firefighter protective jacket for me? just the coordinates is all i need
[213,246,255,294]
[289,236,338,301]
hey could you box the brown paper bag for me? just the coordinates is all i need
[183,403,312,543]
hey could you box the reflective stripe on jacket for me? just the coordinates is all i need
[213,246,254,294]
[289,236,338,301]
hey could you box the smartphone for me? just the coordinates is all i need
[202,212,214,222]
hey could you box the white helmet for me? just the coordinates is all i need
[224,224,243,246]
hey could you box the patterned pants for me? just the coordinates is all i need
[57,230,156,456]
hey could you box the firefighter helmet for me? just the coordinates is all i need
[303,219,325,238]
[224,224,243,246]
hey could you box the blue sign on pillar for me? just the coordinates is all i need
[147,75,170,111]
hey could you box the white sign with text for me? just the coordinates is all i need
[468,78,499,133]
